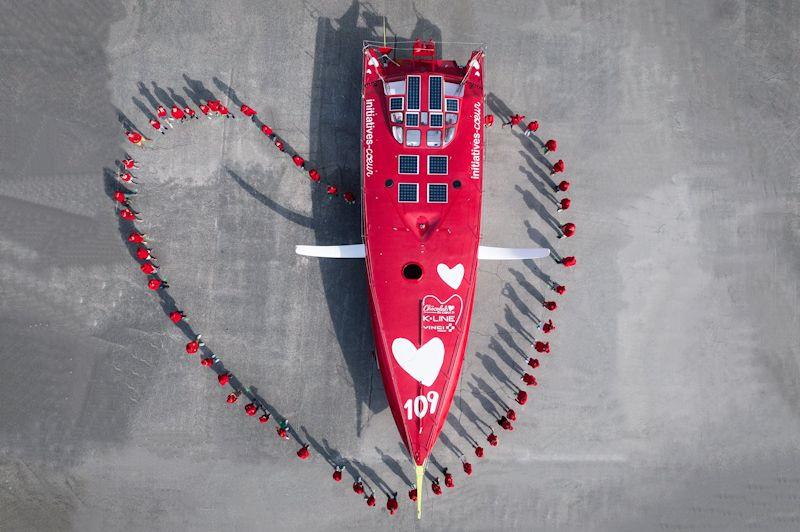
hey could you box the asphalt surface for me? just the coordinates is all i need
[1,1,798,531]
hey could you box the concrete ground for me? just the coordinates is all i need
[1,1,798,530]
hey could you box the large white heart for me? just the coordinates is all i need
[391,337,445,386]
[437,263,464,289]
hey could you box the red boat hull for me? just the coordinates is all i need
[360,46,485,465]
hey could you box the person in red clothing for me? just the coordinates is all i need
[240,104,257,117]
[528,357,540,370]
[408,484,417,501]
[156,105,168,120]
[506,408,517,422]
[558,197,571,212]
[117,170,137,184]
[524,120,539,137]
[543,300,557,311]
[136,246,155,261]
[296,444,310,460]
[560,256,577,268]
[258,411,270,423]
[522,373,538,386]
[386,493,398,514]
[113,190,132,204]
[227,390,241,403]
[551,159,565,175]
[185,335,204,354]
[534,340,550,354]
[540,319,555,333]
[550,281,566,294]
[292,155,305,168]
[487,432,498,447]
[474,444,485,458]
[149,118,166,135]
[276,425,289,439]
[431,477,442,495]
[352,477,364,495]
[199,103,212,118]
[140,261,157,275]
[274,138,285,151]
[516,389,528,405]
[121,157,139,170]
[169,310,186,323]
[326,184,338,198]
[554,180,570,193]
[558,223,576,239]
[544,139,557,153]
[119,208,139,222]
[244,403,257,416]
[484,114,494,127]
[218,104,234,118]
[128,230,146,244]
[503,113,525,129]
[365,493,376,507]
[342,191,356,204]
[443,468,454,488]
[461,455,473,476]
[308,168,321,182]
[208,100,221,113]
[498,416,512,431]
[170,105,186,123]
[332,465,344,482]
[148,277,168,290]
[217,372,230,386]
[260,124,273,136]
[183,106,197,119]
[126,131,147,147]
[201,356,216,367]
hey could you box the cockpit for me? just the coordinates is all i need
[384,75,464,148]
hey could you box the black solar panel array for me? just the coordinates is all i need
[428,156,448,174]
[429,113,443,127]
[398,183,418,202]
[429,76,442,110]
[399,155,418,174]
[446,98,459,112]
[407,76,421,110]
[428,184,448,203]
[405,113,419,127]
[390,97,404,111]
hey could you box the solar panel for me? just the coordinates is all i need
[405,113,419,127]
[390,97,404,111]
[428,156,448,175]
[429,76,443,110]
[399,155,419,174]
[446,98,459,112]
[398,183,418,202]
[428,184,448,203]
[429,113,443,127]
[407,76,421,110]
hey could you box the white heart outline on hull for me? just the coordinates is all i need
[391,337,445,387]
[436,263,464,289]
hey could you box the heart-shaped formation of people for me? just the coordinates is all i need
[112,86,577,517]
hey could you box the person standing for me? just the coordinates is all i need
[543,300,558,311]
[217,372,230,386]
[408,484,418,501]
[544,139,557,153]
[524,120,539,137]
[169,310,186,323]
[226,390,241,403]
[386,493,398,515]
[557,197,571,212]
[522,373,538,386]
[140,261,157,275]
[365,492,376,507]
[506,408,517,422]
[487,432,498,447]
[296,444,310,460]
[560,256,577,268]
[461,455,473,476]
[558,222,576,239]
[554,180,571,193]
[503,113,525,129]
[443,468,454,488]
[147,277,168,290]
[534,340,550,354]
[244,403,258,416]
[550,159,565,175]
[185,335,204,354]
[540,319,556,333]
[353,477,365,495]
[277,419,290,440]
[127,230,146,244]
[528,357,540,369]
[332,465,344,482]
[431,477,442,496]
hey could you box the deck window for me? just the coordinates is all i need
[398,155,419,174]
[426,130,442,147]
[427,155,448,175]
[398,183,419,203]
[405,130,421,147]
[392,126,403,144]
[385,80,405,95]
[428,183,448,203]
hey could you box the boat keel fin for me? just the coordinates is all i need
[478,246,550,260]
[295,244,365,258]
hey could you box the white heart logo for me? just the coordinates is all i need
[391,337,445,386]
[437,263,464,289]
[368,56,380,68]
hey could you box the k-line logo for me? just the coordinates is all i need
[470,101,482,179]
[364,98,376,177]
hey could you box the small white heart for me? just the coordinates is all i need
[392,337,445,386]
[368,56,380,68]
[470,58,481,70]
[437,263,464,289]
